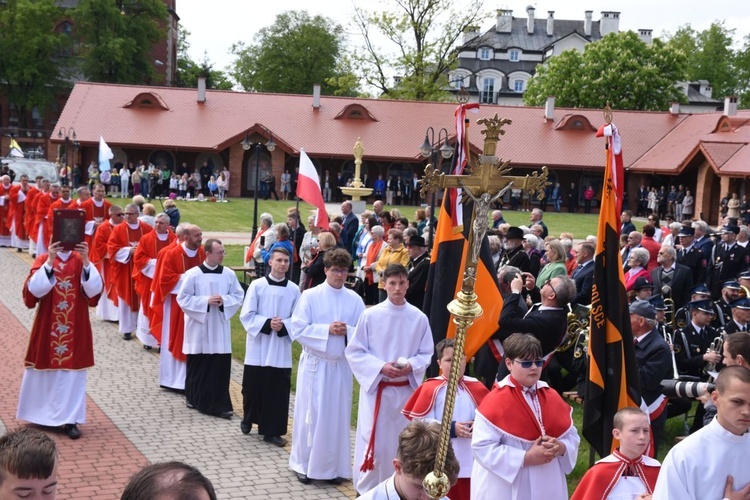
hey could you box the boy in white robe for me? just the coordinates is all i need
[471,333,579,500]
[177,238,244,418]
[289,248,365,484]
[239,246,300,446]
[653,365,750,499]
[346,263,434,495]
[571,407,660,500]
[359,420,459,500]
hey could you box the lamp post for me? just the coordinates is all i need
[420,127,454,248]
[242,127,276,240]
[57,127,78,168]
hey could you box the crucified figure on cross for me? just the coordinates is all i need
[462,181,513,264]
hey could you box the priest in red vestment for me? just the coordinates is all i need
[80,184,111,247]
[107,203,153,340]
[32,182,58,256]
[132,213,175,349]
[24,177,45,256]
[150,224,204,391]
[17,240,102,440]
[0,174,13,246]
[7,174,31,251]
[45,185,76,246]
[91,205,123,321]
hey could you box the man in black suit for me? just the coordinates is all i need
[571,241,595,306]
[405,236,430,309]
[498,226,530,272]
[340,201,359,256]
[529,208,548,239]
[651,245,694,311]
[692,220,715,259]
[492,273,575,383]
[629,300,673,455]
[620,210,636,236]
[708,223,750,298]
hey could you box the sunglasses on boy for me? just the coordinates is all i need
[512,359,544,369]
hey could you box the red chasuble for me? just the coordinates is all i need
[132,230,176,317]
[477,377,573,441]
[24,186,40,238]
[80,198,112,246]
[91,221,119,305]
[0,182,12,237]
[33,193,56,244]
[570,450,660,500]
[107,221,153,311]
[402,376,489,419]
[8,184,29,240]
[149,243,204,361]
[22,253,100,370]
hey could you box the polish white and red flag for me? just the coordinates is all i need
[297,149,329,230]
[596,123,624,214]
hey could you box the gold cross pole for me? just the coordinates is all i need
[420,114,549,499]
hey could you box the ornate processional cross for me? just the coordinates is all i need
[419,113,550,499]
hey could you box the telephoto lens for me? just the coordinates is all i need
[660,379,715,399]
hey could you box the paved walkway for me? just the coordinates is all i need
[0,248,353,499]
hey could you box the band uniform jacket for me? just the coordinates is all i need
[634,329,673,406]
[723,320,748,335]
[674,323,719,379]
[498,246,530,273]
[710,243,749,289]
[711,299,733,329]
[676,246,707,285]
[650,263,694,311]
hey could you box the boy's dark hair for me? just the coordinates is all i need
[270,247,290,258]
[324,248,352,269]
[397,421,460,487]
[715,365,750,394]
[612,407,648,430]
[435,338,455,360]
[383,263,408,282]
[503,333,543,360]
[0,428,57,485]
[120,461,217,500]
[725,332,750,361]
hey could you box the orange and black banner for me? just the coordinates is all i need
[422,191,503,363]
[582,137,641,458]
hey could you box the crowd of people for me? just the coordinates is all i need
[4,170,750,499]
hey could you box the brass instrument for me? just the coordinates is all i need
[704,332,725,380]
[660,325,680,379]
[740,285,750,299]
[662,285,676,330]
[573,327,590,359]
[559,304,590,353]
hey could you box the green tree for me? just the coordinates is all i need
[667,22,737,99]
[229,11,360,96]
[353,0,487,101]
[71,0,168,84]
[524,31,687,111]
[0,0,68,128]
[736,34,750,108]
[175,25,232,90]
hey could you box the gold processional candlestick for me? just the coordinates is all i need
[419,114,550,499]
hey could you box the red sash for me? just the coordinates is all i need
[360,379,410,472]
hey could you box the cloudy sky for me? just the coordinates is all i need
[178,0,748,74]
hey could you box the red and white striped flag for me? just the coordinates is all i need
[596,123,624,214]
[297,149,329,230]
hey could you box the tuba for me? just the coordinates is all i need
[558,304,590,353]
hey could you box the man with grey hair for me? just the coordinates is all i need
[250,213,275,276]
[491,210,505,229]
[651,244,694,310]
[693,219,714,257]
[737,225,750,248]
[108,202,154,340]
[622,231,643,271]
[529,208,548,238]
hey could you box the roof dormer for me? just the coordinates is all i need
[555,114,596,131]
[124,92,169,110]
[334,104,378,121]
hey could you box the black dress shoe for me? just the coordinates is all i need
[263,435,287,447]
[296,472,311,484]
[327,477,343,485]
[240,421,251,434]
[123,332,132,340]
[186,401,195,409]
[219,411,233,420]
[143,345,152,350]
[64,424,81,440]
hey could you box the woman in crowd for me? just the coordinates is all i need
[522,234,543,279]
[375,228,410,303]
[415,208,427,237]
[354,215,377,267]
[536,239,568,286]
[216,172,228,201]
[302,231,336,290]
[361,225,386,305]
[139,203,157,227]
[207,175,218,198]
[299,215,321,290]
[163,199,180,228]
[132,168,141,196]
[682,189,694,220]
[624,248,651,292]
[583,185,595,214]
[110,167,120,198]
[728,192,741,219]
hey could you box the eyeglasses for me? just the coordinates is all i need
[114,213,125,217]
[125,212,139,216]
[544,278,559,295]
[327,268,348,275]
[648,218,656,222]
[513,359,544,369]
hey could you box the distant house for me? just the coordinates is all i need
[451,8,620,105]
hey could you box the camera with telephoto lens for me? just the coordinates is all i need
[661,379,715,399]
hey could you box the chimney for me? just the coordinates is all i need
[670,102,680,115]
[600,11,620,36]
[724,96,738,116]
[699,80,713,99]
[526,6,535,34]
[545,96,555,121]
[546,11,554,36]
[496,9,513,33]
[197,76,206,104]
[638,29,653,44]
[463,25,480,44]
[312,83,321,110]
[584,10,593,37]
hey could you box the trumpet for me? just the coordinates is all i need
[660,325,680,379]
[662,285,676,330]
[704,333,725,379]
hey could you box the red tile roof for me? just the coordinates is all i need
[53,82,750,176]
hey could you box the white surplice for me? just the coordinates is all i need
[470,379,579,500]
[113,222,140,334]
[239,275,300,368]
[346,299,434,495]
[289,282,365,480]
[653,417,750,499]
[177,265,244,355]
[16,253,102,426]
[357,474,449,500]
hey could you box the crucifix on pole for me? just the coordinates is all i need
[419,113,550,499]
